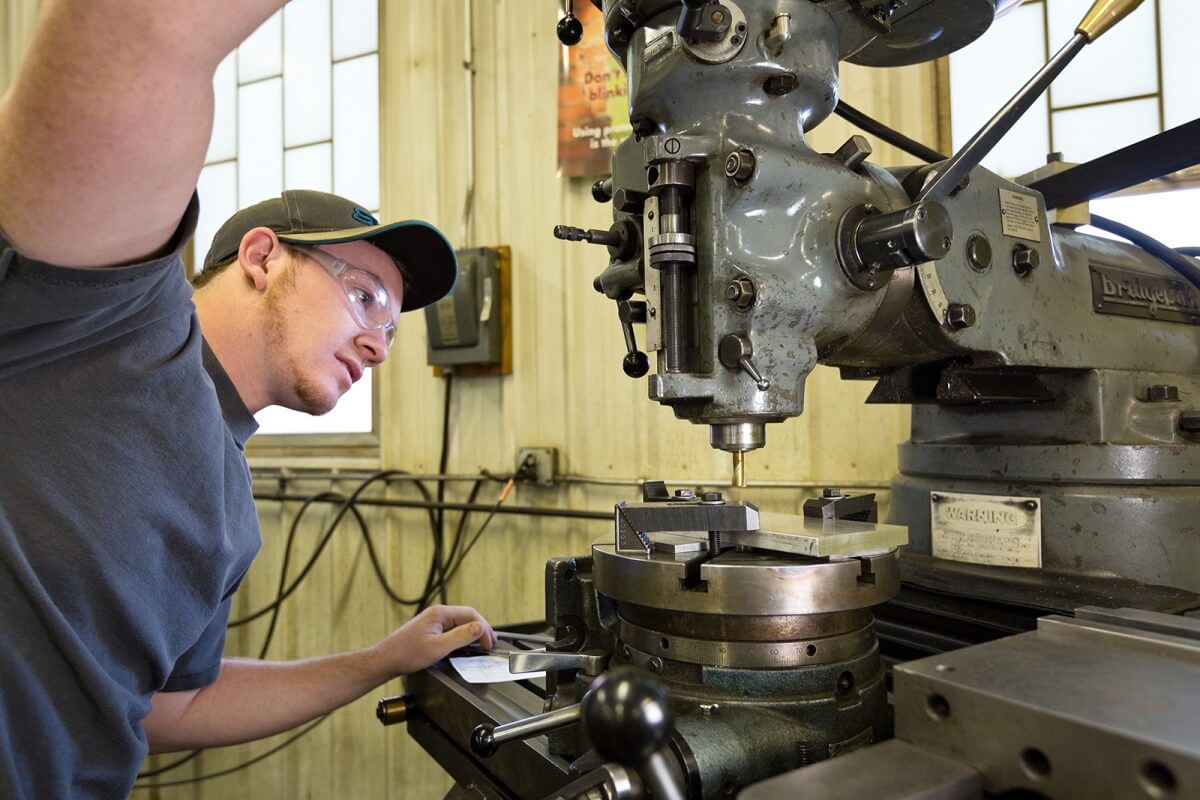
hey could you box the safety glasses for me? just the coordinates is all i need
[291,245,397,347]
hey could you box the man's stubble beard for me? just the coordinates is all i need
[264,258,337,416]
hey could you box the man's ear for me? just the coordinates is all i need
[237,227,285,292]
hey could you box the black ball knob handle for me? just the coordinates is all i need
[623,350,650,378]
[581,667,673,766]
[557,13,584,46]
[470,723,498,757]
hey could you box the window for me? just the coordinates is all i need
[949,0,1199,251]
[949,0,1197,178]
[195,0,380,436]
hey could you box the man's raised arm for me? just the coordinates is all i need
[0,0,284,268]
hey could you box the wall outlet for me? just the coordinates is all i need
[515,447,558,485]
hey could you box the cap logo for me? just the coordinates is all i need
[352,207,378,226]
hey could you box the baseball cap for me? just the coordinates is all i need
[201,189,457,312]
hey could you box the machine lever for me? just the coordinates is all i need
[556,3,583,46]
[918,0,1144,203]
[555,224,622,248]
[509,649,609,676]
[618,300,650,378]
[471,702,583,758]
[718,334,769,391]
[677,0,732,43]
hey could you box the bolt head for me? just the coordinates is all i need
[946,303,976,330]
[763,73,798,96]
[674,489,695,499]
[1147,384,1180,402]
[724,149,755,182]
[1012,245,1040,276]
[823,487,842,498]
[726,276,756,309]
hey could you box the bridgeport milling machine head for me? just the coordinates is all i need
[555,0,1158,490]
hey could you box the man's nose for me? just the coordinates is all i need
[355,329,389,365]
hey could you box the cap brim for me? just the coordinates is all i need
[279,220,457,312]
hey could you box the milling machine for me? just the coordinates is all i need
[391,1,1200,797]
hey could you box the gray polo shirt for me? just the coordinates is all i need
[0,198,262,798]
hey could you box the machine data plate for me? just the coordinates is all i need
[930,491,1041,568]
[998,188,1042,241]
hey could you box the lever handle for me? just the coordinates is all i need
[556,9,583,46]
[618,300,650,378]
[471,702,582,757]
[554,224,621,248]
[718,334,769,391]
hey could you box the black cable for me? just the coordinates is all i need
[137,749,202,779]
[1176,246,1200,257]
[441,492,507,586]
[834,99,947,164]
[443,479,485,575]
[256,492,351,657]
[132,716,329,789]
[434,373,454,606]
[250,492,610,521]
[231,470,437,627]
[1089,214,1200,291]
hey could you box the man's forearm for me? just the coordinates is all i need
[144,649,391,753]
[144,605,494,753]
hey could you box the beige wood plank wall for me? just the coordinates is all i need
[3,1,934,798]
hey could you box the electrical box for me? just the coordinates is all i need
[425,246,511,374]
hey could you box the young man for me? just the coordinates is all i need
[0,2,493,797]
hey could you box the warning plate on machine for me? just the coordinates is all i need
[930,491,1042,568]
[998,188,1042,242]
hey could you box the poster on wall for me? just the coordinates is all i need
[557,0,632,178]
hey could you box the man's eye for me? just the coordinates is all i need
[353,288,373,305]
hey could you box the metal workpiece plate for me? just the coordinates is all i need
[616,505,907,556]
[619,618,876,669]
[627,513,908,558]
[592,545,899,615]
[739,512,908,557]
[739,739,983,799]
[894,612,1200,799]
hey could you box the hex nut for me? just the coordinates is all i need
[945,303,976,330]
[726,276,756,310]
[1013,245,1039,277]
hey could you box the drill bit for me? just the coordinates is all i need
[732,451,745,488]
